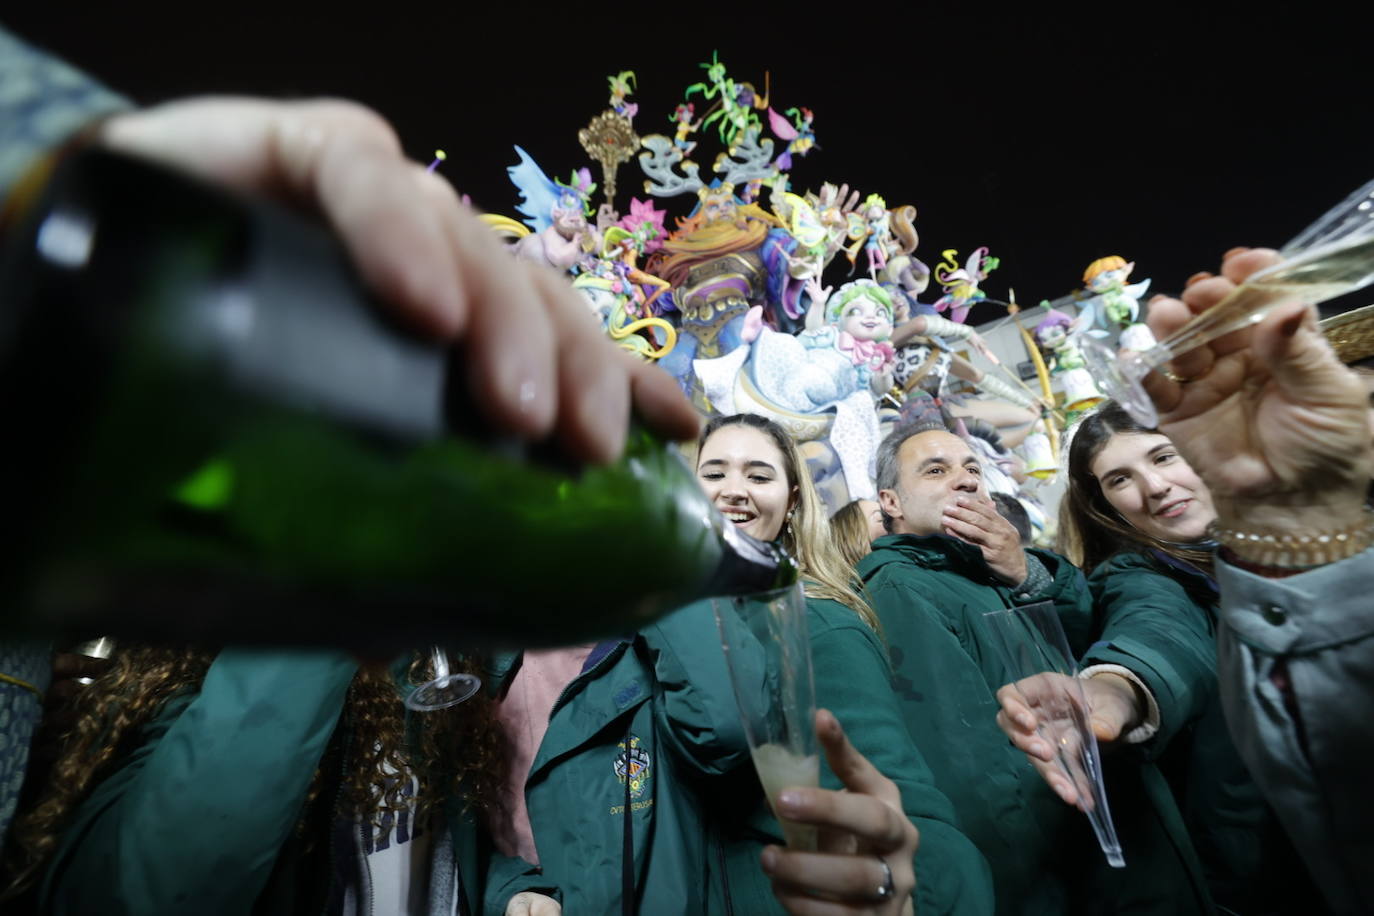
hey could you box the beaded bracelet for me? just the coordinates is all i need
[1211,507,1374,570]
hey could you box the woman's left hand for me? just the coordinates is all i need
[761,709,917,916]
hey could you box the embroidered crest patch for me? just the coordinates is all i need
[614,735,652,800]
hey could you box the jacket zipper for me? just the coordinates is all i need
[715,834,735,916]
[359,818,374,916]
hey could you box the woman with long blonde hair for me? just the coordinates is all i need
[463,413,988,915]
[698,415,879,631]
[829,498,886,571]
[692,413,989,913]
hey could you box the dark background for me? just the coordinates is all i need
[9,4,1373,321]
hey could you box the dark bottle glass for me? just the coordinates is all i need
[0,147,793,650]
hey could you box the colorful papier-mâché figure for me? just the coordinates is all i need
[572,209,677,362]
[1078,255,1156,351]
[671,102,702,157]
[931,247,999,324]
[1034,309,1087,373]
[645,182,781,389]
[608,70,638,121]
[766,106,816,171]
[693,280,898,501]
[684,51,768,148]
[845,194,893,279]
[506,146,602,272]
[751,277,898,410]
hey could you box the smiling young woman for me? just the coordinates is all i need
[694,413,993,916]
[1062,402,1218,575]
[695,413,877,629]
[999,401,1319,913]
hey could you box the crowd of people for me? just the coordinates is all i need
[2,26,1372,916]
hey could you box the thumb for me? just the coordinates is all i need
[1090,709,1125,744]
[1252,302,1353,403]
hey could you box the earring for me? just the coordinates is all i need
[785,510,796,543]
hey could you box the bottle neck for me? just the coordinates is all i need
[709,521,798,594]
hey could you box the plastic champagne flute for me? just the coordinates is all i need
[983,601,1125,868]
[1082,176,1374,426]
[713,582,819,850]
[404,647,480,712]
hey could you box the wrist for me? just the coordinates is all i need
[1212,504,1374,570]
[1081,671,1145,736]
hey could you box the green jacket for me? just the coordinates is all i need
[39,649,364,915]
[473,601,747,916]
[1085,551,1322,915]
[858,534,1212,916]
[471,598,993,915]
[718,597,994,916]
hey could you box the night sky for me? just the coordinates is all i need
[9,5,1372,321]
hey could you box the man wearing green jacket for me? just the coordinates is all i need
[859,423,1212,915]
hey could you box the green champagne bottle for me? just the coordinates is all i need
[0,147,794,650]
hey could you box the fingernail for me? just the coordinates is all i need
[1018,713,1034,728]
[1223,246,1251,259]
[778,790,802,811]
[1184,271,1212,287]
[1148,294,1167,305]
[582,366,629,462]
[761,846,779,873]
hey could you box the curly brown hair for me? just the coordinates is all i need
[4,646,502,901]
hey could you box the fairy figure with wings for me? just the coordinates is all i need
[766,106,816,171]
[931,247,999,323]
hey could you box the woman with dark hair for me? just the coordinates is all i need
[998,400,1321,914]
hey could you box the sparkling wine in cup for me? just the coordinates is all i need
[1083,177,1374,426]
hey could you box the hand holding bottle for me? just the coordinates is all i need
[100,97,700,463]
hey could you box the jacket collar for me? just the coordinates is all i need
[1146,548,1220,599]
[862,532,991,578]
[484,637,629,699]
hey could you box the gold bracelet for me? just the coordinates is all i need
[1211,507,1374,569]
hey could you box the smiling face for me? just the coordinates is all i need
[696,424,797,543]
[1089,431,1217,543]
[879,430,988,536]
[839,293,893,342]
[1037,322,1068,350]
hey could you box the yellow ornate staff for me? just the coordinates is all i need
[579,72,640,207]
[1006,289,1061,465]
